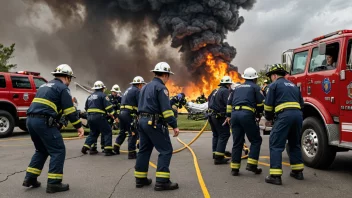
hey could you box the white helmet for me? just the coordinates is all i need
[220,76,233,84]
[130,76,146,84]
[111,84,121,93]
[92,80,106,90]
[242,67,258,79]
[150,62,174,75]
[51,64,76,78]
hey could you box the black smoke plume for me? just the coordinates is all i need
[27,0,256,89]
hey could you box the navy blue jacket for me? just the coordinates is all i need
[27,78,82,129]
[108,94,121,113]
[264,77,303,120]
[121,85,140,112]
[227,80,264,116]
[138,77,177,129]
[85,90,116,117]
[209,85,230,113]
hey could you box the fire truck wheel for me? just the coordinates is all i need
[0,110,15,138]
[301,117,336,169]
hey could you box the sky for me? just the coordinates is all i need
[1,0,352,84]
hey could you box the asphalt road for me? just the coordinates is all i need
[0,130,351,198]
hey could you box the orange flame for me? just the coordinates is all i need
[166,53,244,101]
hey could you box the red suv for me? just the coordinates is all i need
[0,71,47,137]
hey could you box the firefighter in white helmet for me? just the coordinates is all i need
[134,62,179,191]
[23,64,84,193]
[114,76,146,160]
[81,80,119,156]
[208,76,233,164]
[226,67,264,176]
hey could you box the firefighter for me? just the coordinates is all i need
[113,76,146,159]
[81,81,119,156]
[208,76,233,164]
[134,62,179,191]
[170,93,186,118]
[22,64,84,193]
[264,64,304,185]
[226,67,264,176]
[261,79,270,97]
[196,93,207,104]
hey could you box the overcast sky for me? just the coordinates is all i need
[1,0,352,78]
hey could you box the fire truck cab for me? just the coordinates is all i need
[282,30,352,169]
[0,71,47,137]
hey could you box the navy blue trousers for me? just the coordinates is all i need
[134,117,173,182]
[230,110,262,169]
[25,117,66,184]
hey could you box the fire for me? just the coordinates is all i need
[166,53,244,102]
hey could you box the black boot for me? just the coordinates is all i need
[154,180,179,191]
[265,175,282,185]
[136,178,152,188]
[81,146,89,154]
[214,156,230,165]
[113,145,120,155]
[128,151,137,159]
[105,149,116,156]
[246,164,262,174]
[225,151,231,157]
[46,183,69,193]
[212,153,215,159]
[89,147,98,155]
[101,147,105,153]
[22,178,41,188]
[231,169,239,176]
[290,171,304,180]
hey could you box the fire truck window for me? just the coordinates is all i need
[11,76,32,89]
[34,78,46,89]
[347,39,352,66]
[309,43,339,72]
[0,75,6,88]
[291,51,308,75]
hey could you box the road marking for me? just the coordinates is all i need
[177,137,210,198]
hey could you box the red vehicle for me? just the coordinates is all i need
[281,30,352,169]
[0,71,47,137]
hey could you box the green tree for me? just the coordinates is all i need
[257,64,271,86]
[104,90,111,95]
[0,43,17,72]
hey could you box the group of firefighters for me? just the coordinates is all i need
[21,61,304,194]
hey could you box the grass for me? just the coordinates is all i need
[60,114,211,138]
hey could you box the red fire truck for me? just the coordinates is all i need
[0,71,47,137]
[281,30,352,169]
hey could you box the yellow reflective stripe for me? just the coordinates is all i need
[116,110,120,114]
[105,105,113,110]
[214,152,225,156]
[84,144,90,149]
[270,169,283,175]
[264,105,273,111]
[291,163,304,170]
[121,105,138,110]
[32,98,58,113]
[162,110,174,118]
[87,108,106,114]
[63,107,76,115]
[48,173,63,180]
[275,102,301,112]
[230,163,240,169]
[104,146,113,149]
[234,106,255,113]
[71,119,81,126]
[247,158,258,165]
[156,172,170,178]
[114,143,120,147]
[134,171,148,178]
[257,103,264,107]
[26,167,42,175]
[226,105,232,113]
[108,110,115,115]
